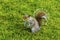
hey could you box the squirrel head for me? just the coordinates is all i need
[23,14,30,20]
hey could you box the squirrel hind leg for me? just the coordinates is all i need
[31,27,35,33]
[31,27,40,33]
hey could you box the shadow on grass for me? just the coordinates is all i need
[23,28,31,32]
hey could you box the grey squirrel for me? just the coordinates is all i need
[23,10,47,33]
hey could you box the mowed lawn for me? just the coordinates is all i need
[0,0,60,40]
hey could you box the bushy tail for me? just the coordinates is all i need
[34,9,46,26]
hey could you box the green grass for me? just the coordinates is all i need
[0,0,60,40]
